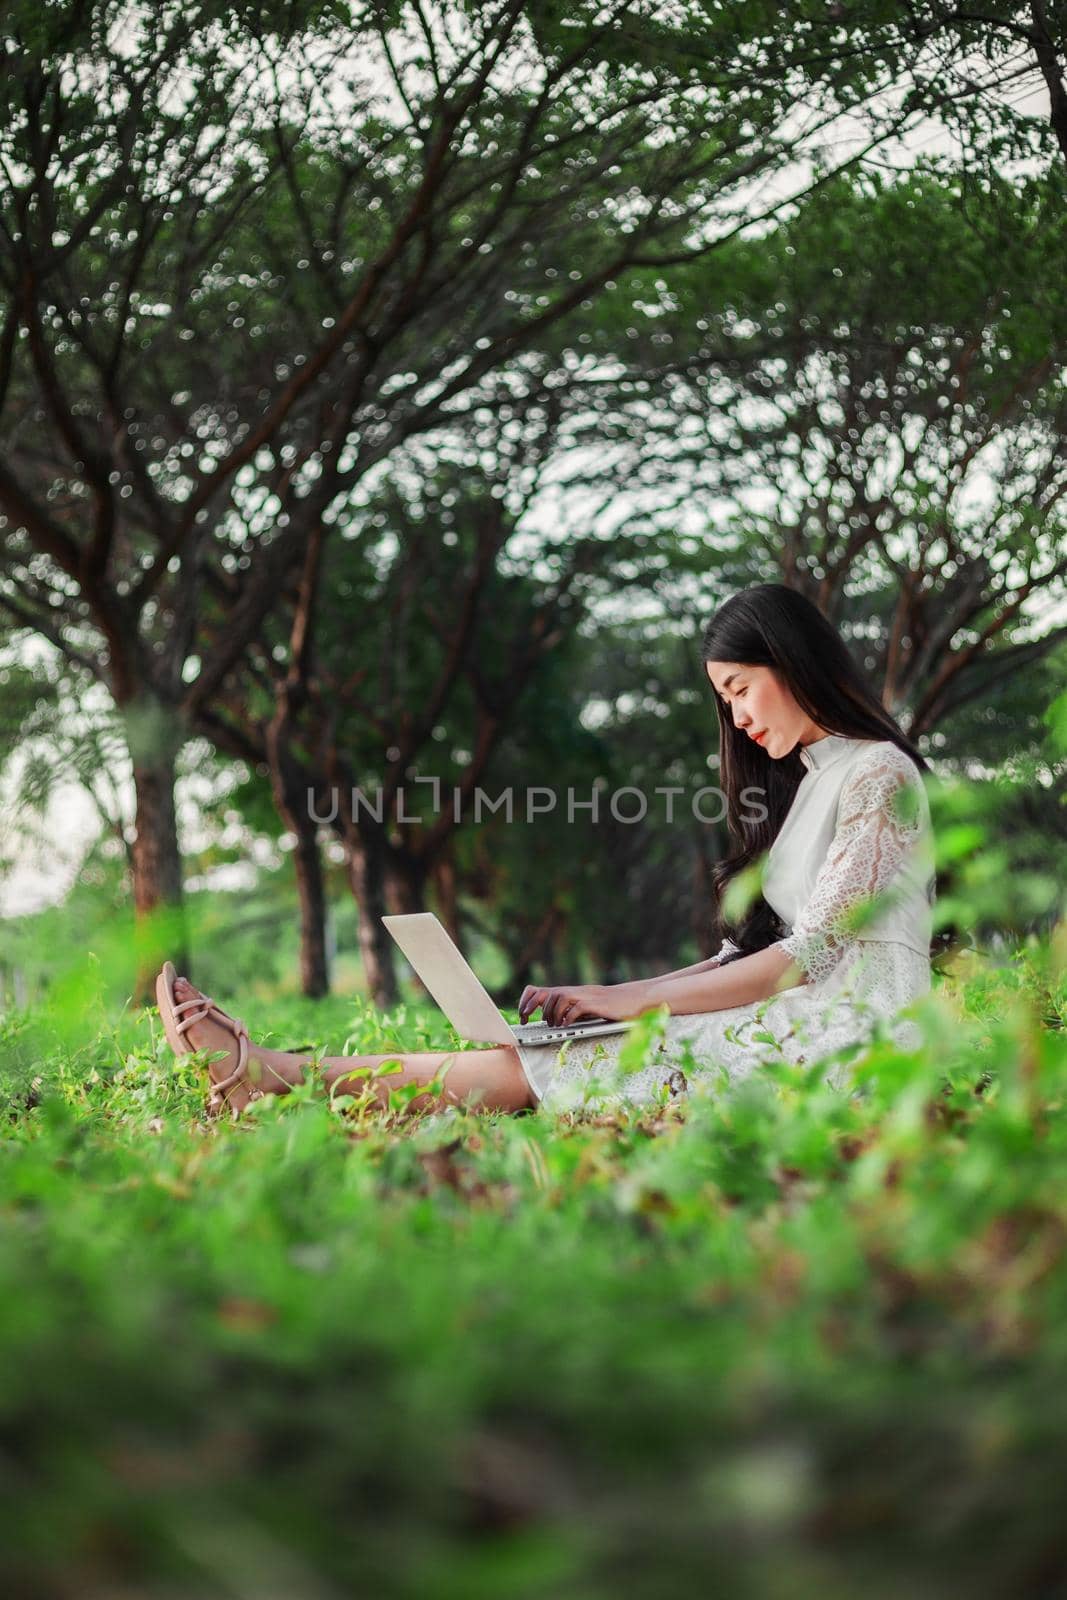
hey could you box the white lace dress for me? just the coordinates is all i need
[514,735,936,1112]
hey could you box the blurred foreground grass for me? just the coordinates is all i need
[2,932,1067,1599]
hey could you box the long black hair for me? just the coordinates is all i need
[700,583,937,966]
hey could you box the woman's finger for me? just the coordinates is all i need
[520,987,546,1023]
[546,989,570,1026]
[548,989,580,1027]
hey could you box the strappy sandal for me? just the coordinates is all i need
[155,960,265,1116]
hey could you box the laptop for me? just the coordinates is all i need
[381,912,633,1049]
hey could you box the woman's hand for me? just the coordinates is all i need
[517,982,650,1027]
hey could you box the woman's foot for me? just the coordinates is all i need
[161,970,297,1115]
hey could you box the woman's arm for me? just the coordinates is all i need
[521,936,745,1023]
[620,943,806,1016]
[522,944,804,1026]
[642,936,741,989]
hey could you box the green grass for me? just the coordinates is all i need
[2,938,1067,1599]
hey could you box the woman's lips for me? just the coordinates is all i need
[752,730,766,745]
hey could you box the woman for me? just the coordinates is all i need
[157,584,937,1118]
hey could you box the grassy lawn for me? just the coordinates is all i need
[2,942,1066,1599]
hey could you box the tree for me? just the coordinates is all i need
[917,2,1067,166]
[545,165,1067,745]
[198,432,674,1002]
[1,0,1037,998]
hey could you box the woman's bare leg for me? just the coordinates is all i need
[318,1048,534,1113]
[169,977,535,1114]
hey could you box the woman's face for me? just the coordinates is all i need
[705,661,827,759]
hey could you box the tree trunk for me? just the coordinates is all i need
[385,851,433,999]
[129,738,187,1002]
[342,825,399,1009]
[265,718,330,998]
[385,852,429,916]
[431,854,463,951]
[291,820,330,998]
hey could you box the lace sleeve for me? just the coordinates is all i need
[776,747,928,985]
[710,936,742,966]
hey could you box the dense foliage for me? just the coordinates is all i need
[2,934,1066,1597]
